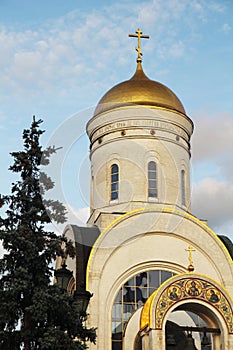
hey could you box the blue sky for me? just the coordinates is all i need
[0,0,233,242]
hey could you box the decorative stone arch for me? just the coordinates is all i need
[140,273,233,350]
[86,208,233,349]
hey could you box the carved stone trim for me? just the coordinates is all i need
[155,277,233,333]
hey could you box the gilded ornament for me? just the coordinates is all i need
[128,28,149,63]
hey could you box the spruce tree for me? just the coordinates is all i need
[0,117,96,349]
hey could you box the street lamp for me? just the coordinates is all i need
[54,263,93,315]
[54,261,73,290]
[54,261,96,346]
[74,289,93,316]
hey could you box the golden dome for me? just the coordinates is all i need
[94,62,186,117]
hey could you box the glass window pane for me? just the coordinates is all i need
[112,340,122,350]
[161,271,172,283]
[112,270,175,349]
[123,286,134,302]
[115,290,122,303]
[112,304,122,320]
[111,164,119,201]
[149,270,160,288]
[136,287,148,302]
[148,189,157,197]
[111,174,118,182]
[136,272,147,286]
[112,164,118,173]
[181,170,185,205]
[148,161,156,171]
[111,183,118,191]
[149,171,156,179]
[123,304,134,318]
[149,180,156,188]
[111,191,118,200]
[127,277,134,286]
[148,162,157,198]
[112,330,123,350]
[149,287,156,295]
[112,321,121,334]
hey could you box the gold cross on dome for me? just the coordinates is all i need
[129,28,149,62]
[185,245,196,272]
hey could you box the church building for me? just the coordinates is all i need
[58,30,233,350]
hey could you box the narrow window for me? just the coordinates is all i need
[111,164,119,200]
[148,161,157,198]
[181,169,185,206]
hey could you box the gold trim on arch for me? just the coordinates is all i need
[140,273,233,334]
[86,207,233,290]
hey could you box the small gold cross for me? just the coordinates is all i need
[129,28,149,62]
[185,245,196,272]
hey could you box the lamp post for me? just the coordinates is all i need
[54,261,73,290]
[74,289,93,317]
[54,262,93,315]
[54,261,96,347]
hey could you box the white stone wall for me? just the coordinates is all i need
[86,209,233,349]
[87,107,193,226]
[85,101,233,350]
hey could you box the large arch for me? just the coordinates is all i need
[86,209,233,349]
[140,273,233,349]
[87,208,233,291]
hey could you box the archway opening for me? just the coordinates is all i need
[165,303,222,350]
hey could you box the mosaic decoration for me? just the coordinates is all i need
[155,277,233,333]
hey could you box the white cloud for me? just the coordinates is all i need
[190,0,206,21]
[1,0,226,105]
[169,40,185,58]
[66,206,90,227]
[208,2,225,14]
[13,51,43,80]
[192,178,233,240]
[191,110,233,238]
[191,0,203,12]
[1,0,232,243]
[221,23,231,34]
[46,206,90,236]
[192,112,233,181]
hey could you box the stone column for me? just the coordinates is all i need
[149,329,165,350]
[227,334,233,350]
[141,333,149,350]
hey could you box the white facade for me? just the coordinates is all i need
[86,208,233,349]
[64,59,233,349]
[87,106,193,227]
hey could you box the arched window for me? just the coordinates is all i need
[112,270,175,350]
[111,164,119,200]
[181,170,185,206]
[148,161,157,198]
